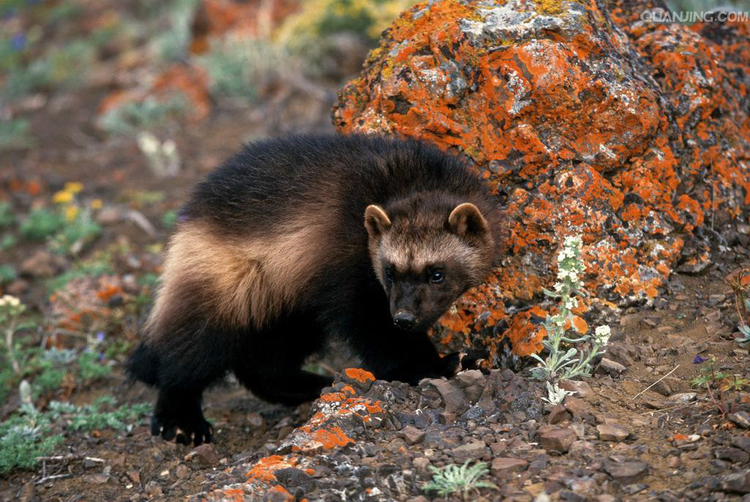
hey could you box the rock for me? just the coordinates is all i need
[126,469,141,484]
[491,457,528,476]
[569,441,595,458]
[413,457,430,471]
[548,404,570,424]
[720,470,750,494]
[558,380,593,398]
[341,367,376,391]
[732,436,750,455]
[715,447,750,464]
[185,443,219,466]
[667,456,681,468]
[597,424,630,442]
[668,392,697,405]
[651,379,672,397]
[538,427,577,454]
[425,379,467,414]
[83,473,110,484]
[406,497,430,502]
[247,412,265,428]
[176,464,190,479]
[564,398,595,420]
[96,207,120,225]
[454,370,485,402]
[598,358,626,376]
[145,481,163,498]
[83,457,105,469]
[400,425,426,446]
[729,412,750,429]
[450,441,487,463]
[265,490,294,502]
[274,468,314,492]
[606,343,635,366]
[602,460,649,482]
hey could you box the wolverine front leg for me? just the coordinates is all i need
[348,323,462,385]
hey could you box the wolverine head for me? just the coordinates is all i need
[364,194,496,332]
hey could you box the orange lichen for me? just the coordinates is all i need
[343,368,376,383]
[246,455,297,483]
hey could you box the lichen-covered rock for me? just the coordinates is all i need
[333,0,749,359]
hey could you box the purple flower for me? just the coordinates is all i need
[10,33,25,51]
[96,331,106,343]
[693,355,707,364]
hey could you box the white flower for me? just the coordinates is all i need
[542,382,575,405]
[563,296,578,310]
[594,325,611,345]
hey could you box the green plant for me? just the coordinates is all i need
[0,264,16,285]
[99,96,187,136]
[198,37,285,104]
[692,356,749,418]
[728,267,750,346]
[77,350,112,382]
[1,234,16,251]
[48,208,102,257]
[55,396,151,433]
[0,202,15,229]
[161,209,178,229]
[423,461,497,499]
[0,117,34,150]
[530,236,611,385]
[0,404,63,475]
[20,208,63,240]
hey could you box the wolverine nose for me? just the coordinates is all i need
[394,311,417,329]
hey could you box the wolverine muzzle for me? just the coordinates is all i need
[393,311,418,330]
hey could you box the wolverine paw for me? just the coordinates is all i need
[151,413,213,446]
[459,349,489,373]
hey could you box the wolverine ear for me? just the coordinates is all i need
[448,203,489,238]
[364,205,391,239]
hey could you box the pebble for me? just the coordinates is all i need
[729,412,750,429]
[400,425,426,446]
[83,473,110,484]
[668,392,697,404]
[598,358,626,376]
[413,457,430,471]
[176,464,190,478]
[602,460,649,482]
[558,380,593,398]
[450,441,487,463]
[548,404,570,424]
[720,470,750,494]
[538,427,577,453]
[426,379,467,414]
[126,469,141,484]
[185,443,219,466]
[491,457,528,475]
[715,447,750,464]
[145,481,163,498]
[597,424,630,442]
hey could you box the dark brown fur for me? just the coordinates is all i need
[128,134,500,445]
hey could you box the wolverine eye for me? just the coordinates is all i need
[384,266,395,282]
[430,271,445,284]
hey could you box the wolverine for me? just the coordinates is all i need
[128,134,501,445]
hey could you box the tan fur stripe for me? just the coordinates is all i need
[146,219,325,336]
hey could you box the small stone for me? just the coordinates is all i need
[667,456,681,468]
[720,470,750,494]
[491,457,528,476]
[145,481,163,497]
[246,412,265,428]
[413,457,430,470]
[185,443,219,466]
[729,412,750,429]
[401,425,426,445]
[83,457,104,469]
[558,380,593,398]
[668,392,697,404]
[602,460,648,482]
[538,427,577,454]
[569,440,595,458]
[715,447,750,464]
[426,379,467,414]
[265,490,294,502]
[564,397,594,419]
[96,208,120,225]
[548,404,570,424]
[126,470,141,484]
[651,379,672,396]
[176,464,190,479]
[490,441,507,455]
[598,358,626,376]
[450,441,487,463]
[406,497,430,502]
[454,370,485,402]
[20,250,60,278]
[732,436,750,454]
[597,424,630,442]
[83,473,110,484]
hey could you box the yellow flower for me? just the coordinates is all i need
[64,182,84,194]
[52,190,74,204]
[65,205,79,222]
[91,199,103,209]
